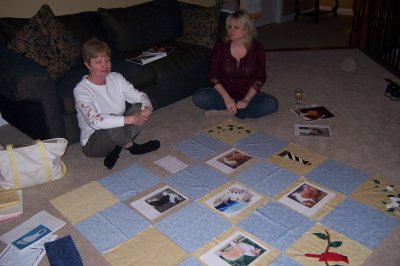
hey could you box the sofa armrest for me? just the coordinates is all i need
[0,45,50,99]
[0,45,66,139]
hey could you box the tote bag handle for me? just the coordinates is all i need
[6,140,54,188]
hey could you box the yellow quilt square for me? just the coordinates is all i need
[350,177,400,219]
[192,226,280,266]
[268,143,327,176]
[204,119,255,145]
[50,181,119,224]
[104,227,188,266]
[274,177,345,221]
[286,223,372,266]
[198,180,268,223]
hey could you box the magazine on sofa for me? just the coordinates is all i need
[126,43,175,65]
[143,43,175,55]
[126,53,167,65]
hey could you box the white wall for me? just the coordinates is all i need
[0,0,215,18]
[0,113,8,126]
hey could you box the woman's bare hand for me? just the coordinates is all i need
[224,96,237,114]
[124,113,147,126]
[140,107,152,118]
[236,99,249,109]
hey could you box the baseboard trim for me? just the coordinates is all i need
[278,6,352,24]
[320,6,353,16]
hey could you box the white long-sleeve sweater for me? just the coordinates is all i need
[73,72,152,146]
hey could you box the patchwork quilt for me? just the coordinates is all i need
[50,120,399,266]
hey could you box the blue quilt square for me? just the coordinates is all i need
[173,132,230,161]
[98,163,162,201]
[270,254,302,266]
[178,256,202,266]
[236,161,299,196]
[305,159,369,195]
[321,198,399,249]
[238,200,314,250]
[236,132,288,158]
[166,163,229,199]
[75,202,149,253]
[155,202,230,253]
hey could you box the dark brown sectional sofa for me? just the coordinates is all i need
[0,0,226,144]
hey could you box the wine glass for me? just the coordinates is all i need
[294,88,304,107]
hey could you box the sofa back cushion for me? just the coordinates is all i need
[98,0,182,52]
[58,11,108,45]
[0,17,29,46]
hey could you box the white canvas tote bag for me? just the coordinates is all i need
[0,138,68,190]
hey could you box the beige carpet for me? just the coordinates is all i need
[0,49,399,265]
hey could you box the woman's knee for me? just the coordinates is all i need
[125,102,142,115]
[265,96,279,114]
[192,88,214,109]
[192,89,207,105]
[239,95,279,118]
[192,90,204,107]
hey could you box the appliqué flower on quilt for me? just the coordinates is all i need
[304,229,349,265]
[372,179,400,212]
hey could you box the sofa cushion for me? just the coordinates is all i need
[7,4,80,80]
[148,42,211,83]
[98,0,182,52]
[58,11,107,46]
[176,4,221,49]
[0,17,29,45]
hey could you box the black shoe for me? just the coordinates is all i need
[104,146,123,169]
[129,140,160,155]
[384,78,400,97]
[391,87,400,101]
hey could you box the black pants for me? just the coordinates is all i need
[82,103,142,157]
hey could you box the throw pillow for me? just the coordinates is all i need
[8,4,80,80]
[176,4,222,49]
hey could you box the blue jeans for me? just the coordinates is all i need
[192,87,279,119]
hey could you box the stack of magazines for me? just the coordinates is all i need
[0,189,23,221]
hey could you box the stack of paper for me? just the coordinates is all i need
[0,210,66,265]
[0,189,23,221]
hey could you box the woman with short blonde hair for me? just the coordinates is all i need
[74,38,160,169]
[81,38,111,65]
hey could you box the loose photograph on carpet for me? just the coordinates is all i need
[294,124,332,138]
[291,104,335,122]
